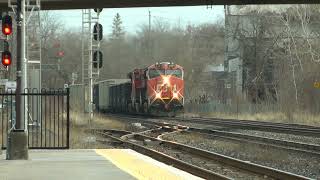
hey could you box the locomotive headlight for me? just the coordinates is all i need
[162,76,170,85]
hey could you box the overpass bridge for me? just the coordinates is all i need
[0,0,317,10]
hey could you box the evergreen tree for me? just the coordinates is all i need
[111,13,125,40]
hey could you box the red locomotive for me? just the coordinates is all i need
[108,62,184,116]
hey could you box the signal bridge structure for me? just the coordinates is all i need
[0,0,314,10]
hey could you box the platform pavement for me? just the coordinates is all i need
[0,149,203,180]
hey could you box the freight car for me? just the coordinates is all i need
[93,79,130,112]
[94,62,184,116]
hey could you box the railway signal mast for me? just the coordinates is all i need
[5,0,42,160]
[7,0,29,160]
[2,15,12,69]
[82,8,103,124]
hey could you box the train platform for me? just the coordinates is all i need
[0,149,202,180]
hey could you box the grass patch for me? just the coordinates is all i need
[70,111,128,149]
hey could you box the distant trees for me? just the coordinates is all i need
[40,11,66,88]
[227,5,320,118]
[110,13,125,40]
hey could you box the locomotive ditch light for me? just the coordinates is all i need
[155,92,161,99]
[173,92,179,99]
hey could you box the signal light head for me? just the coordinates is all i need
[2,15,12,36]
[93,23,103,41]
[2,51,11,66]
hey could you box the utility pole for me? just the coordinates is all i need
[7,0,29,160]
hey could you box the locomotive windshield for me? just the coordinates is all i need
[166,69,182,78]
[149,69,165,78]
[148,69,182,79]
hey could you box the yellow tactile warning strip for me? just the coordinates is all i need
[95,149,203,180]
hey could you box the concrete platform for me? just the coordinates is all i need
[0,149,203,180]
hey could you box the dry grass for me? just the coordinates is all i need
[200,111,320,126]
[70,111,128,149]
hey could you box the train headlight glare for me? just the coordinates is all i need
[156,92,161,99]
[173,92,179,99]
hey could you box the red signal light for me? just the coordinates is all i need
[2,15,12,36]
[57,51,65,57]
[3,26,11,35]
[2,51,11,66]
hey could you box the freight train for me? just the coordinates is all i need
[93,62,184,116]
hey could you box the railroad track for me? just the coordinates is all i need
[106,113,320,137]
[92,128,309,180]
[169,116,320,137]
[105,114,320,153]
[186,127,320,156]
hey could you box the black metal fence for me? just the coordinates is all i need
[0,88,70,149]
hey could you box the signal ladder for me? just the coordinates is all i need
[81,9,101,120]
[81,9,101,85]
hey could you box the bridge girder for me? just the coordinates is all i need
[0,0,318,10]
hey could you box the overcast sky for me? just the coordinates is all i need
[51,6,225,34]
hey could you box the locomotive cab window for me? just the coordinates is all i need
[166,69,183,79]
[148,69,165,79]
